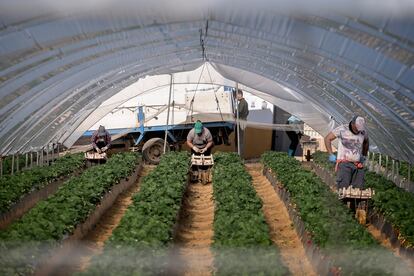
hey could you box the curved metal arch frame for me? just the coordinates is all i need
[0,14,412,162]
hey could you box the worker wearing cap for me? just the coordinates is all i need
[187,120,213,155]
[91,125,111,153]
[324,116,369,189]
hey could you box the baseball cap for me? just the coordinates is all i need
[194,121,203,134]
[351,116,365,132]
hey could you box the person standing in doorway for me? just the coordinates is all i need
[234,89,249,159]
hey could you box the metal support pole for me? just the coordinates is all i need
[371,152,375,171]
[40,149,43,166]
[236,83,240,156]
[385,155,389,175]
[25,153,28,169]
[0,157,3,176]
[16,154,19,172]
[11,155,15,175]
[46,145,49,166]
[396,160,400,186]
[50,144,53,164]
[36,151,39,166]
[396,160,400,180]
[51,143,54,164]
[164,74,173,154]
[378,153,382,174]
[379,153,382,168]
[30,152,33,168]
[392,159,395,180]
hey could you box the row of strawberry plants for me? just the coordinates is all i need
[84,152,190,275]
[313,151,414,248]
[212,152,289,275]
[0,153,84,213]
[0,152,140,275]
[262,151,408,275]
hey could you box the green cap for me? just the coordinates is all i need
[194,121,203,134]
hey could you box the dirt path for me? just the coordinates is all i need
[173,181,215,276]
[64,165,155,274]
[245,163,316,276]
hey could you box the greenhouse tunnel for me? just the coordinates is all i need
[0,1,413,163]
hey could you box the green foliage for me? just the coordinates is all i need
[399,162,414,180]
[261,151,408,275]
[213,152,289,276]
[313,151,414,248]
[0,152,141,275]
[0,153,84,213]
[365,172,414,248]
[312,151,335,171]
[84,152,189,275]
[0,155,27,175]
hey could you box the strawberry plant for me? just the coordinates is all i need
[0,153,84,213]
[0,152,140,275]
[84,152,189,275]
[213,152,289,275]
[262,151,409,275]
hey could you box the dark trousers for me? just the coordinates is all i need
[286,131,300,155]
[336,162,365,189]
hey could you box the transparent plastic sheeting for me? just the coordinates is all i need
[0,5,413,162]
[62,63,332,148]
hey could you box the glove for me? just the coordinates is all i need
[328,154,337,163]
[97,148,102,154]
[101,146,108,152]
[200,148,206,154]
[192,146,200,153]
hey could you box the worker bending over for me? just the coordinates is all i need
[91,125,111,153]
[285,115,304,157]
[324,116,369,189]
[187,120,213,155]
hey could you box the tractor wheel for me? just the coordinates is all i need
[142,138,169,165]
